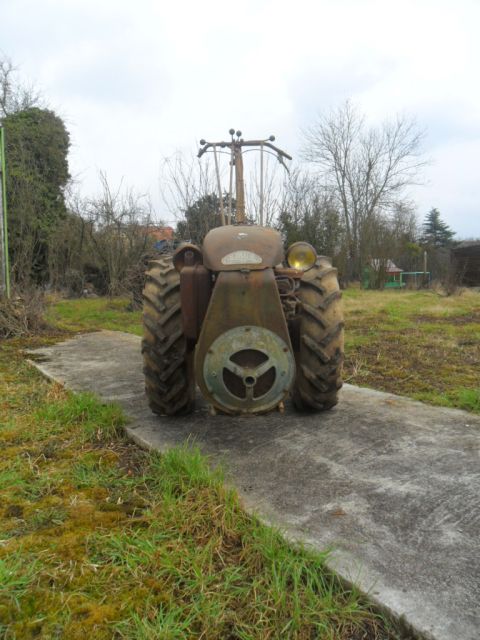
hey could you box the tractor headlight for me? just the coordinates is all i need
[286,242,317,271]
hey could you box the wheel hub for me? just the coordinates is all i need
[202,325,295,413]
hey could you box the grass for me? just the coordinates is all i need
[45,296,142,335]
[0,337,394,639]
[342,287,480,413]
[46,289,480,414]
[4,288,474,636]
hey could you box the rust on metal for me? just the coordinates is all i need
[180,263,212,345]
[234,144,246,223]
[194,268,293,414]
[273,266,304,279]
[202,325,295,414]
[197,132,292,227]
[173,243,203,272]
[202,225,284,272]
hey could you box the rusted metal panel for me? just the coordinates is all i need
[180,264,212,345]
[202,225,284,271]
[202,325,295,414]
[173,243,203,272]
[194,268,294,414]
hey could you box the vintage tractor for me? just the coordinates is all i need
[142,131,344,416]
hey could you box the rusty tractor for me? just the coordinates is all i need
[142,130,344,416]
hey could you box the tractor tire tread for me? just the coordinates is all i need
[293,257,344,412]
[142,256,195,416]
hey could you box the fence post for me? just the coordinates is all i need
[0,125,11,298]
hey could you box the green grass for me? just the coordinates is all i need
[45,296,142,335]
[342,288,480,413]
[46,290,480,414]
[0,338,392,639]
[5,288,475,636]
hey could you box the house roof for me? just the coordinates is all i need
[142,226,174,241]
[452,240,480,252]
[370,259,403,273]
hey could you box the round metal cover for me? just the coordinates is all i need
[203,325,295,413]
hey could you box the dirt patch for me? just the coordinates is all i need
[413,312,480,325]
[344,327,480,399]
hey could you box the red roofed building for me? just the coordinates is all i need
[143,226,174,241]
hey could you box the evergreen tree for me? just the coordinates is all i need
[421,208,455,248]
[176,193,236,245]
[3,107,70,284]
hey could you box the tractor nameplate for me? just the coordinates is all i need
[221,250,262,265]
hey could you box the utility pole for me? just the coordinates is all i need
[0,125,10,298]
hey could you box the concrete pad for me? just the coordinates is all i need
[30,330,480,640]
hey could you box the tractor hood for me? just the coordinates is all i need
[202,225,284,271]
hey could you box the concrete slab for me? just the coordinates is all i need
[29,330,480,640]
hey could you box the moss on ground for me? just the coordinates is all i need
[0,338,394,639]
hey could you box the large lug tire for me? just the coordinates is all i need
[292,257,344,411]
[141,257,195,416]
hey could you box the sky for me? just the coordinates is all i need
[1,0,479,237]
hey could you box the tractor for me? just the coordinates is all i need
[142,130,344,416]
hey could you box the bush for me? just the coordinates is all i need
[0,290,47,338]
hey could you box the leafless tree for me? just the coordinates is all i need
[160,151,217,219]
[302,101,427,280]
[0,57,42,117]
[246,156,285,227]
[278,168,345,263]
[83,172,156,296]
[162,149,288,234]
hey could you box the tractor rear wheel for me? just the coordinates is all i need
[142,257,195,416]
[292,257,344,411]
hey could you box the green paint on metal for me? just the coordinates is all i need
[0,125,10,298]
[203,325,295,413]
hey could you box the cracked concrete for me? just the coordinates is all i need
[29,330,480,640]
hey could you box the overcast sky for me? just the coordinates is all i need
[1,0,479,237]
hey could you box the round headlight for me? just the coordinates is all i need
[286,242,317,271]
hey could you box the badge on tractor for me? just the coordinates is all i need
[142,130,344,415]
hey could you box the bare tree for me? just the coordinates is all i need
[302,101,427,280]
[160,151,217,220]
[161,149,288,236]
[161,151,236,242]
[278,168,345,263]
[0,58,42,117]
[84,172,156,296]
[246,156,284,227]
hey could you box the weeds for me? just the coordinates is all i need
[45,296,142,335]
[46,292,480,415]
[0,556,36,609]
[0,337,391,639]
[343,289,480,413]
[0,290,46,338]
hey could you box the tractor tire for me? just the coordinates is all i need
[292,257,344,411]
[141,256,195,416]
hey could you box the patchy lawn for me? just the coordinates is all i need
[45,297,142,336]
[4,288,473,636]
[0,338,395,639]
[47,289,480,414]
[343,288,480,413]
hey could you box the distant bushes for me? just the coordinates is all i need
[0,289,46,338]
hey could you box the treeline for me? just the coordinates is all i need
[171,102,458,286]
[1,57,459,299]
[1,59,157,298]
